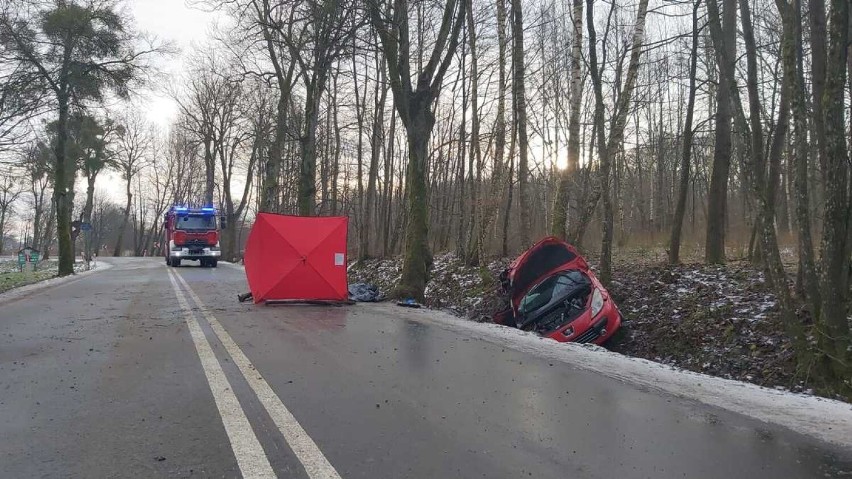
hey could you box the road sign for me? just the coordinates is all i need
[81,222,93,231]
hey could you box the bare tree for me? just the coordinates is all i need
[22,142,51,253]
[470,0,509,265]
[789,0,819,318]
[704,0,736,264]
[368,0,465,300]
[815,0,850,391]
[113,111,151,256]
[284,0,358,215]
[587,0,650,284]
[669,0,701,264]
[0,165,22,254]
[359,44,388,260]
[551,0,583,240]
[144,132,173,257]
[511,0,531,248]
[738,0,805,366]
[245,0,299,213]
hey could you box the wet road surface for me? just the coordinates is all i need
[1,257,851,478]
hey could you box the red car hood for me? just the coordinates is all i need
[503,236,589,314]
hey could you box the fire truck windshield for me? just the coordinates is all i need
[177,214,216,230]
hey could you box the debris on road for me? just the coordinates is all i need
[396,298,422,308]
[348,283,383,302]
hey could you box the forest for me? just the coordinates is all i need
[0,0,850,396]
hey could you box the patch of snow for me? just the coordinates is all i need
[373,303,852,449]
[0,259,114,305]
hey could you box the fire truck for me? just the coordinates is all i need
[163,206,225,267]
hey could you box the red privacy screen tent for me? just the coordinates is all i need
[244,213,349,304]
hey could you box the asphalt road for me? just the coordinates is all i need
[1,257,851,478]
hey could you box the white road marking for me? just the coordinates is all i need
[167,269,277,479]
[173,271,342,479]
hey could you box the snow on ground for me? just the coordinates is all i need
[609,261,809,391]
[373,302,852,449]
[350,253,510,319]
[0,259,113,304]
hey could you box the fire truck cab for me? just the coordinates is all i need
[164,206,225,268]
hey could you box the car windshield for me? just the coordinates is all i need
[519,270,587,315]
[177,214,216,230]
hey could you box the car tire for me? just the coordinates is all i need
[173,259,181,267]
[210,259,218,268]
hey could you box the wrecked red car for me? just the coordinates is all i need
[494,237,622,345]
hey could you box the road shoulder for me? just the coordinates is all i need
[365,302,852,450]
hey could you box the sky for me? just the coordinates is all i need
[128,0,220,128]
[88,1,219,203]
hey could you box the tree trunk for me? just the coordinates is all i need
[569,121,597,248]
[355,58,366,259]
[669,0,701,264]
[54,95,74,275]
[298,80,325,216]
[81,174,97,261]
[704,0,737,264]
[224,199,237,261]
[455,47,467,259]
[551,0,583,240]
[472,0,508,264]
[113,176,132,257]
[261,93,287,213]
[791,0,820,316]
[363,59,386,259]
[368,0,465,298]
[31,185,44,254]
[512,0,531,247]
[741,0,808,366]
[383,110,397,257]
[463,0,481,264]
[395,106,434,300]
[816,0,851,389]
[502,111,518,257]
[589,0,650,284]
[42,198,56,259]
[331,72,341,215]
[203,137,215,206]
[809,0,828,175]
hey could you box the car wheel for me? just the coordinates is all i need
[173,259,181,267]
[210,259,218,268]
